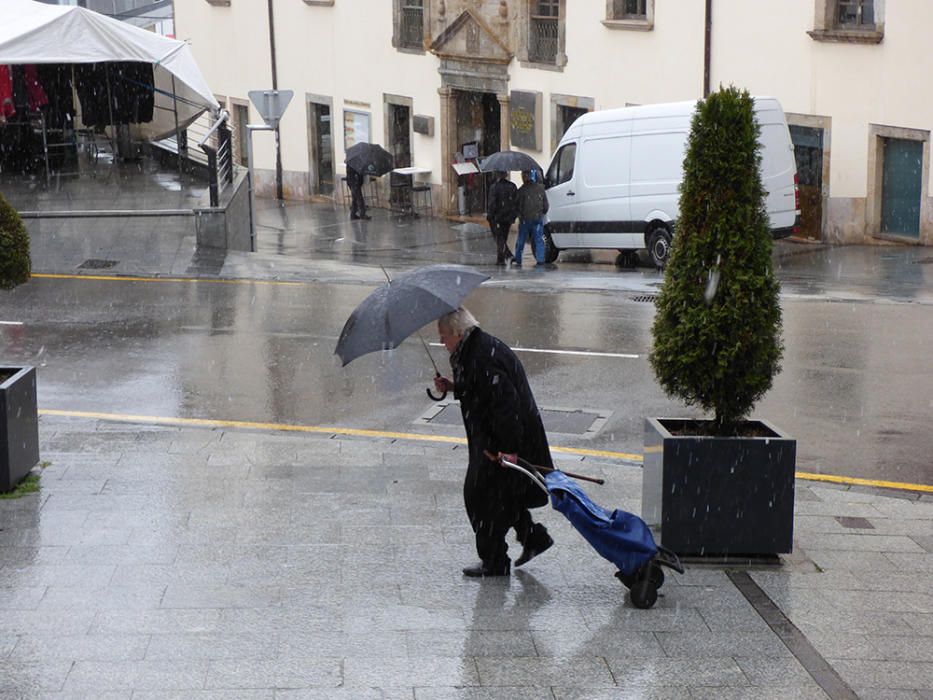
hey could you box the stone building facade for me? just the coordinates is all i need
[176,0,933,247]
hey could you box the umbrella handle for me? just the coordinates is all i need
[426,372,447,402]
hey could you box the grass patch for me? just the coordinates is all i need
[0,473,41,499]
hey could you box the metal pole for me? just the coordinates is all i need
[247,123,274,253]
[704,0,712,97]
[172,75,182,175]
[267,0,284,200]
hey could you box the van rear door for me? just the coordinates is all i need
[754,99,799,235]
[545,141,581,247]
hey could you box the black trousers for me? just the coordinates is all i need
[489,220,513,263]
[465,482,547,568]
[349,180,367,218]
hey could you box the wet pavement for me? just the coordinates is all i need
[2,167,933,696]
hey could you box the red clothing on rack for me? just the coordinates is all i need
[24,65,48,112]
[0,65,15,118]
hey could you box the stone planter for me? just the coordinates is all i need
[0,366,39,492]
[642,417,795,557]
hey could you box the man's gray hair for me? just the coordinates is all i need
[438,307,479,335]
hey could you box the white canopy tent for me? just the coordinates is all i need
[0,0,219,140]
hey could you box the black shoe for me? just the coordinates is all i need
[539,263,558,270]
[462,562,510,578]
[515,534,553,568]
[360,214,372,220]
[496,259,506,266]
[350,214,360,220]
[510,260,522,268]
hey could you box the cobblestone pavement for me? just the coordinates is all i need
[0,414,929,698]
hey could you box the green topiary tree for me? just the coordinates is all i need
[0,192,31,289]
[649,86,783,434]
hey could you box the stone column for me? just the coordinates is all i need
[438,85,456,215]
[497,93,510,152]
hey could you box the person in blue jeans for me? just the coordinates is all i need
[513,169,551,268]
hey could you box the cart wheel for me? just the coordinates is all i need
[649,563,665,589]
[615,571,636,589]
[629,579,658,609]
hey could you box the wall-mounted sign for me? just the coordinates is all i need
[413,115,434,137]
[510,90,541,151]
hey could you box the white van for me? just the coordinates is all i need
[542,97,800,267]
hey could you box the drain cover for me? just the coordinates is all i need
[78,259,119,270]
[630,294,657,303]
[418,402,611,438]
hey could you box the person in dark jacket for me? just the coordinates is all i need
[346,165,371,220]
[514,169,552,268]
[486,171,518,265]
[433,307,554,577]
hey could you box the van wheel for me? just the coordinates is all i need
[647,226,672,268]
[542,230,560,264]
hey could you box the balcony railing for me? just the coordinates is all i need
[399,8,424,50]
[529,16,559,64]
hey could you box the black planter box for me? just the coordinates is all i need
[0,366,40,492]
[642,417,795,557]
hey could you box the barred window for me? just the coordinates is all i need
[399,0,424,50]
[837,0,874,27]
[529,1,560,64]
[612,0,646,18]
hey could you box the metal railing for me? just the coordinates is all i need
[529,16,559,64]
[196,110,234,207]
[399,7,424,49]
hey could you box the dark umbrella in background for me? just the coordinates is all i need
[345,142,394,177]
[479,150,543,174]
[335,264,490,400]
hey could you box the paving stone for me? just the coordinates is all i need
[689,687,830,699]
[475,655,614,687]
[39,585,166,611]
[63,660,210,692]
[9,633,150,661]
[0,661,76,693]
[553,689,691,700]
[604,656,747,687]
[345,656,480,688]
[91,609,222,635]
[831,660,933,691]
[655,630,792,658]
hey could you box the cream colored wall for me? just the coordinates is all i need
[176,0,704,186]
[712,0,933,201]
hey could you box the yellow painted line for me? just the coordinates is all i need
[38,409,932,493]
[31,273,302,287]
[794,470,933,494]
[38,409,644,463]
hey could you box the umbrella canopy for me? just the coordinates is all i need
[345,142,394,177]
[335,265,489,367]
[479,150,543,173]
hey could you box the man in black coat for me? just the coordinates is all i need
[486,171,518,265]
[346,165,371,220]
[434,307,554,577]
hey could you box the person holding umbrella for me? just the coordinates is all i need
[344,142,394,221]
[486,171,518,265]
[346,164,371,220]
[433,307,555,577]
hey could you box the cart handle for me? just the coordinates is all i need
[483,450,605,486]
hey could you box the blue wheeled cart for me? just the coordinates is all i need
[504,457,684,609]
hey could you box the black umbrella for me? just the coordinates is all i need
[335,265,489,399]
[479,150,543,173]
[345,142,394,177]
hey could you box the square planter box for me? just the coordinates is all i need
[1,366,40,492]
[642,417,795,557]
